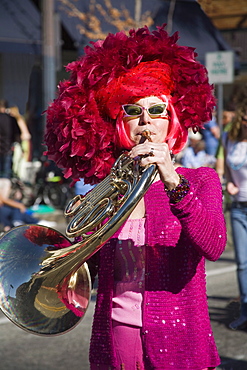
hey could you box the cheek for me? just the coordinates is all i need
[156,121,169,140]
[123,120,136,139]
[123,121,131,138]
[161,124,168,135]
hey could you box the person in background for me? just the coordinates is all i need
[0,193,56,232]
[0,99,21,197]
[181,130,216,169]
[201,108,220,158]
[0,193,38,232]
[215,110,235,183]
[75,178,94,196]
[44,25,226,370]
[8,105,32,180]
[9,105,32,158]
[223,96,247,331]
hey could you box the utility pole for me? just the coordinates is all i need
[167,0,176,34]
[135,0,142,26]
[42,0,56,124]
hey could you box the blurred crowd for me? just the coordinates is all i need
[0,99,60,232]
[175,87,247,331]
[175,108,235,186]
[0,95,242,233]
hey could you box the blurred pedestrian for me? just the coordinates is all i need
[201,108,220,157]
[0,193,38,232]
[223,97,247,330]
[9,105,31,157]
[181,130,216,168]
[9,105,32,180]
[75,178,94,196]
[0,193,56,232]
[215,110,235,183]
[0,99,21,197]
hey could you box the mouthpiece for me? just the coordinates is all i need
[139,130,152,143]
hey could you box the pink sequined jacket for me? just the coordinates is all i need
[88,167,227,369]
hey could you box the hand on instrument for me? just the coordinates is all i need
[129,141,180,190]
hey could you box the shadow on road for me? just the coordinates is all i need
[208,296,242,327]
[218,357,247,370]
[208,297,247,370]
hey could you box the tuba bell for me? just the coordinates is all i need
[0,130,157,336]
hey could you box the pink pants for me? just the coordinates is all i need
[90,321,216,370]
[91,321,144,370]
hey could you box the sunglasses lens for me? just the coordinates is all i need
[148,104,166,115]
[123,105,143,116]
[123,103,167,116]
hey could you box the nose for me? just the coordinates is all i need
[138,109,151,126]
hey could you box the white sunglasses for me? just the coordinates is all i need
[122,103,168,117]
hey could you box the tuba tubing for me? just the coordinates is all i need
[0,130,157,336]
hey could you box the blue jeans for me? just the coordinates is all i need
[0,153,12,178]
[75,178,94,196]
[0,205,38,228]
[231,201,247,315]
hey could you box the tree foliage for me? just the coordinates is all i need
[58,0,154,39]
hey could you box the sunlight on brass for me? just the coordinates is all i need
[0,130,157,336]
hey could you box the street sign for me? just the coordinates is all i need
[205,51,234,84]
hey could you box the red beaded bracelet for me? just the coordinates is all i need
[164,174,190,203]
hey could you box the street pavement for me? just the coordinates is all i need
[0,210,247,369]
[206,249,247,370]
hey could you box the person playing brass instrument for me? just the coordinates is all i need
[45,24,227,370]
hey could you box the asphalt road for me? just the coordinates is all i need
[207,250,247,370]
[0,298,95,370]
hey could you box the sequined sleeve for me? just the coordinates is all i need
[170,167,227,261]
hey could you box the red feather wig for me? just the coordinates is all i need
[45,24,215,185]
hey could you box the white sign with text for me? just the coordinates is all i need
[206,51,234,84]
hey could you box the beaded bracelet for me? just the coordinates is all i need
[164,174,190,204]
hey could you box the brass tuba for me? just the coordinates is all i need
[0,130,157,336]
